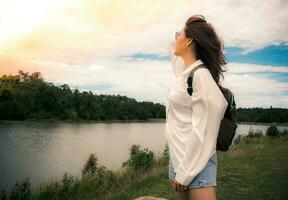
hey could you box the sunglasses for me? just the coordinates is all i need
[175,31,181,40]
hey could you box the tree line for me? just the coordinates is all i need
[236,107,287,124]
[0,70,287,123]
[0,70,165,121]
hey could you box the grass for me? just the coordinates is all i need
[106,135,288,200]
[215,136,288,200]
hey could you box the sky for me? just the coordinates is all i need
[0,0,287,108]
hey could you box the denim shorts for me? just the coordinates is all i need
[168,151,217,189]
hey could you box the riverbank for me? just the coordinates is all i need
[1,132,287,200]
[0,118,165,124]
[237,121,288,126]
[1,119,287,126]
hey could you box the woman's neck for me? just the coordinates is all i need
[181,51,197,68]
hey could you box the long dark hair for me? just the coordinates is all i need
[184,14,227,85]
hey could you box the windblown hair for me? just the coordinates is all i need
[184,14,227,85]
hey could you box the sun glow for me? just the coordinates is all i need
[0,0,70,47]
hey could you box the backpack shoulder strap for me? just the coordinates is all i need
[187,64,207,96]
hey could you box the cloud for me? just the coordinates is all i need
[1,0,287,62]
[224,62,288,74]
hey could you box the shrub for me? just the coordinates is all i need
[9,178,32,200]
[247,127,263,138]
[266,123,279,137]
[163,143,169,158]
[122,144,155,171]
[233,135,244,145]
[157,143,169,166]
[36,181,61,200]
[280,129,288,136]
[0,190,7,200]
[96,165,107,174]
[59,172,80,200]
[82,153,98,177]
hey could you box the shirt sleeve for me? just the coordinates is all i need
[174,69,228,186]
[168,41,186,77]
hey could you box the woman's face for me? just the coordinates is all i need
[174,26,193,57]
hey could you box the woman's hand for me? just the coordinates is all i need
[173,180,188,192]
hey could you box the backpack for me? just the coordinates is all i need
[187,64,238,151]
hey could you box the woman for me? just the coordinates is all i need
[165,14,228,200]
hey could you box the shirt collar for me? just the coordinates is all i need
[181,59,204,76]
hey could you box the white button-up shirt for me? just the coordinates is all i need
[165,41,228,186]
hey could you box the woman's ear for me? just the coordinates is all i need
[186,38,194,47]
